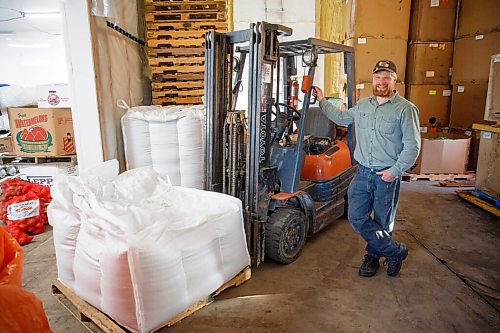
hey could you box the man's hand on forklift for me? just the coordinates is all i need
[312,86,324,102]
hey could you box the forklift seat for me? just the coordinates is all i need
[303,107,336,139]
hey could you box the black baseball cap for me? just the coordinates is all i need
[373,60,397,75]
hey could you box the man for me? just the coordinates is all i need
[313,60,420,277]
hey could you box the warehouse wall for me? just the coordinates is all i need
[0,0,68,86]
[0,32,67,86]
[233,0,320,110]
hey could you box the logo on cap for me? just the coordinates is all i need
[373,59,397,74]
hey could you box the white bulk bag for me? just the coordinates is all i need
[120,101,204,189]
[48,162,250,333]
[47,160,121,290]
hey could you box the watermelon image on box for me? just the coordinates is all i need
[16,126,53,153]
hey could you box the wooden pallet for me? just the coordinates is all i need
[147,21,226,32]
[0,154,77,165]
[145,0,226,5]
[148,47,205,58]
[145,11,226,23]
[456,190,500,217]
[152,80,205,91]
[52,266,251,333]
[147,37,205,48]
[437,180,475,187]
[151,64,205,76]
[153,72,205,82]
[149,56,205,67]
[152,88,204,99]
[147,29,209,40]
[403,172,476,182]
[153,96,203,105]
[145,1,226,13]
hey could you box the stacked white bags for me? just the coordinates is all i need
[120,101,205,189]
[47,160,250,333]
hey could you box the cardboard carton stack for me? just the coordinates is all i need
[449,0,500,129]
[341,0,411,100]
[405,0,457,129]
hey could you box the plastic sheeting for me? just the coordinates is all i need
[0,226,52,333]
[47,160,249,333]
[120,101,205,189]
[0,86,38,110]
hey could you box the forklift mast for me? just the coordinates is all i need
[204,22,355,266]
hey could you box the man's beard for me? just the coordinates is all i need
[373,85,394,97]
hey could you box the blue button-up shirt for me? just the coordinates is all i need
[319,92,421,177]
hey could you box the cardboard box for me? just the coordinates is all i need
[355,82,405,101]
[451,32,500,84]
[449,83,490,129]
[0,135,12,153]
[37,84,71,108]
[406,42,454,84]
[473,125,500,196]
[484,54,500,122]
[342,0,411,41]
[406,84,452,127]
[409,0,458,42]
[13,162,78,186]
[345,38,408,82]
[7,107,76,157]
[455,0,500,39]
[411,132,470,174]
[449,127,481,171]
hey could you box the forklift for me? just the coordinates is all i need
[204,22,357,266]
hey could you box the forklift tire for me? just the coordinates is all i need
[265,208,307,264]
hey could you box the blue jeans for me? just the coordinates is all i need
[347,165,401,258]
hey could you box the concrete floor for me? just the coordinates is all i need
[20,181,500,332]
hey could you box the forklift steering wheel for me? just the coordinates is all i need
[277,103,301,120]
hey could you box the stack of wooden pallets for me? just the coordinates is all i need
[145,0,228,106]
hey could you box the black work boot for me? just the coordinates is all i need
[358,254,380,277]
[385,243,409,277]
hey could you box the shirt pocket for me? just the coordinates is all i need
[377,115,398,135]
[357,112,370,129]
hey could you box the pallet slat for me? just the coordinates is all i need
[403,173,476,182]
[153,72,205,82]
[148,37,205,48]
[147,21,226,32]
[52,267,251,332]
[152,89,205,99]
[147,30,209,40]
[148,56,205,67]
[145,11,226,23]
[52,281,124,332]
[152,81,204,90]
[145,1,226,13]
[153,96,203,105]
[0,154,77,165]
[151,65,205,76]
[145,0,226,4]
[148,47,205,57]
